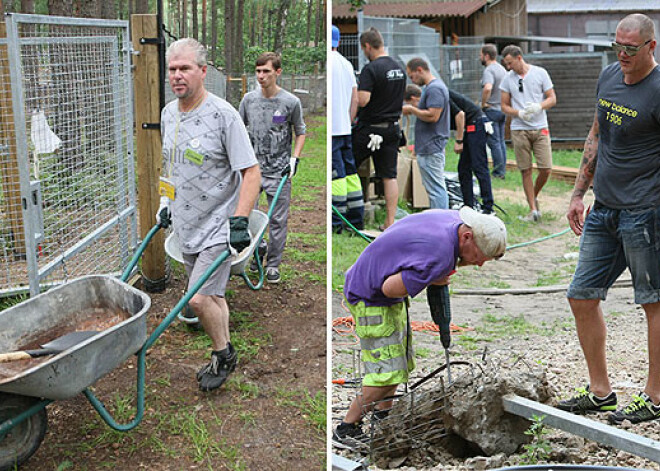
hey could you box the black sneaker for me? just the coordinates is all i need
[371,408,390,423]
[556,385,617,414]
[332,421,366,449]
[609,392,660,424]
[266,267,281,284]
[197,343,238,392]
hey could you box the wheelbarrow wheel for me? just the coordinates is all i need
[0,393,47,471]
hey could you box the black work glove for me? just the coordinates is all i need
[427,284,452,349]
[229,216,250,253]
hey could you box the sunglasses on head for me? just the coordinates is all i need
[518,78,523,93]
[611,39,652,56]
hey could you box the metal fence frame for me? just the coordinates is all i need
[0,13,136,296]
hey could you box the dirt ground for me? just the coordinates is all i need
[332,183,660,470]
[21,139,327,468]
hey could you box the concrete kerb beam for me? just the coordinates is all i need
[503,394,660,464]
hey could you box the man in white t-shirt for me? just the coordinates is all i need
[331,25,364,232]
[500,45,557,222]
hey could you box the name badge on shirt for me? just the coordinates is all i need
[272,111,287,124]
[159,177,176,200]
[184,148,204,165]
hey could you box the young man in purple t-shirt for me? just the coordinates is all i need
[333,207,507,444]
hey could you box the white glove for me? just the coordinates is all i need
[156,196,171,226]
[518,110,534,123]
[484,121,494,135]
[524,102,543,116]
[289,157,299,178]
[367,133,383,152]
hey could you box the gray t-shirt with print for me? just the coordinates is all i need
[161,93,258,254]
[481,62,506,110]
[500,64,553,130]
[239,88,306,177]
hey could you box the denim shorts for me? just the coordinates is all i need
[567,204,660,305]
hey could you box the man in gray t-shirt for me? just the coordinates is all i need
[239,52,306,284]
[480,44,507,179]
[402,57,451,210]
[159,38,261,392]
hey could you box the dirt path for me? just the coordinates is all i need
[26,121,327,471]
[332,186,660,470]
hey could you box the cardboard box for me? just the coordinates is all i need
[397,150,413,202]
[411,158,430,209]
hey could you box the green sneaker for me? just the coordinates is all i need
[556,385,617,413]
[609,392,660,424]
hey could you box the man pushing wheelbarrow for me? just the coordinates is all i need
[157,38,261,392]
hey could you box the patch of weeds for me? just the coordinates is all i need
[455,334,481,350]
[481,313,552,338]
[535,269,565,286]
[519,414,552,464]
[275,388,326,432]
[56,461,74,471]
[239,411,257,426]
[415,347,432,359]
[486,279,511,289]
[0,292,28,311]
[227,375,260,399]
[153,374,171,387]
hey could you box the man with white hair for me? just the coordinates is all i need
[158,38,261,391]
[560,13,660,425]
[333,207,506,445]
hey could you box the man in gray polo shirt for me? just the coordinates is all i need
[239,52,306,284]
[480,43,507,179]
[158,38,261,392]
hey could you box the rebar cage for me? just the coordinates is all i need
[0,14,136,297]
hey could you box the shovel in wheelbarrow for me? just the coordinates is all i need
[0,331,98,363]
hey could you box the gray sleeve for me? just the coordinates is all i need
[499,73,512,93]
[238,96,248,125]
[482,68,494,86]
[291,97,306,136]
[224,114,258,171]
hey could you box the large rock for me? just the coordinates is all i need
[442,360,555,455]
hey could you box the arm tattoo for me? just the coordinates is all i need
[572,131,598,199]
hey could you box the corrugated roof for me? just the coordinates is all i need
[332,0,488,19]
[528,0,660,14]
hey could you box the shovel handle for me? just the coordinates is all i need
[0,351,32,363]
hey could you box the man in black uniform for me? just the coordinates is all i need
[449,89,495,214]
[352,27,406,230]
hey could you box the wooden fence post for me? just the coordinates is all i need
[131,14,167,290]
[0,21,25,257]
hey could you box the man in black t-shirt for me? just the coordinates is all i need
[352,27,406,230]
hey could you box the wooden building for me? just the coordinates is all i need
[332,0,527,42]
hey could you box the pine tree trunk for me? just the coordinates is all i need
[192,0,198,39]
[201,0,207,44]
[181,0,187,37]
[210,0,217,63]
[235,0,244,75]
[20,0,34,13]
[272,0,290,53]
[136,0,149,14]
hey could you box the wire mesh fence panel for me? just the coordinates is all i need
[0,14,136,296]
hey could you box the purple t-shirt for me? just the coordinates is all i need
[344,210,462,307]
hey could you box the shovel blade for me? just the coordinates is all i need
[40,331,98,351]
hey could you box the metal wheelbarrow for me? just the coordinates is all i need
[0,170,291,470]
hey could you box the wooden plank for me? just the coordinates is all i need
[131,15,167,286]
[503,395,660,463]
[0,21,25,256]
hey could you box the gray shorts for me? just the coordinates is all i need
[183,243,231,297]
[567,204,660,305]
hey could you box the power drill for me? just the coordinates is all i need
[427,283,452,382]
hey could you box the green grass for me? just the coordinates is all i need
[275,388,326,432]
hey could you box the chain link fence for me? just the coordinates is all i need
[0,14,136,296]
